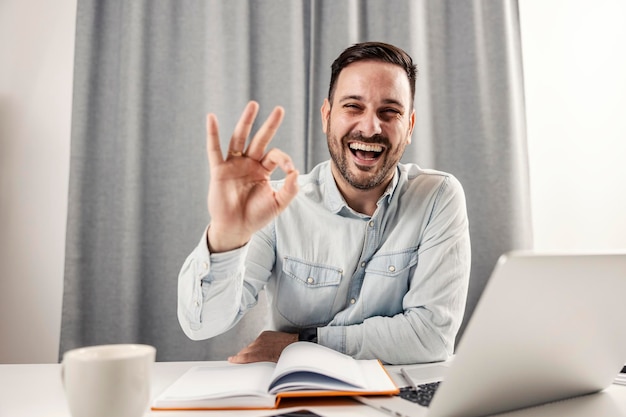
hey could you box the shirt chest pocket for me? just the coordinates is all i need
[276,257,343,327]
[361,249,418,317]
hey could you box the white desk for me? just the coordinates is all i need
[1,362,626,417]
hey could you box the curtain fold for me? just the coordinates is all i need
[61,0,531,361]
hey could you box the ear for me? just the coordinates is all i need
[320,99,331,134]
[406,109,416,144]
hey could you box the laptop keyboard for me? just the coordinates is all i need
[398,382,441,407]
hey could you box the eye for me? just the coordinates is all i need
[379,108,402,120]
[342,103,364,114]
[382,108,401,114]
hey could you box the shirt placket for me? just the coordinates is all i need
[344,209,384,320]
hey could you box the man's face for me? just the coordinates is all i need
[321,60,415,191]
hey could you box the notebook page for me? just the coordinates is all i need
[157,362,276,401]
[270,342,363,391]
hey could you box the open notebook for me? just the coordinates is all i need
[151,341,398,410]
[357,251,626,417]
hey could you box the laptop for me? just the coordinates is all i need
[356,251,626,417]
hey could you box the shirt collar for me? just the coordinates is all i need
[322,161,400,216]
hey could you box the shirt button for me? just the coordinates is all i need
[369,220,375,228]
[202,262,209,270]
[388,265,396,272]
[361,261,366,268]
[194,300,201,307]
[350,298,356,304]
[307,277,314,284]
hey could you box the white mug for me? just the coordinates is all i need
[61,344,156,417]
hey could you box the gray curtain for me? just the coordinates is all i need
[61,0,531,361]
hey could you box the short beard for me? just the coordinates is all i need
[327,127,394,190]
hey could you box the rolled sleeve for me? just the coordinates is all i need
[318,325,346,353]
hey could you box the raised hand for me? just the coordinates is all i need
[205,101,299,253]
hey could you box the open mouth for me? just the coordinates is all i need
[348,142,385,161]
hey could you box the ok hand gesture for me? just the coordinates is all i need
[205,101,299,253]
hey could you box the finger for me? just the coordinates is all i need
[227,346,260,364]
[206,113,224,167]
[245,106,285,160]
[229,101,259,155]
[258,149,299,208]
[259,148,296,175]
[227,353,250,364]
[275,170,300,210]
[228,351,279,364]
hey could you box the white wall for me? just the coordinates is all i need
[0,0,76,363]
[0,1,624,363]
[520,0,626,251]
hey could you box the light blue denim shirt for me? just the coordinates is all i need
[178,161,471,364]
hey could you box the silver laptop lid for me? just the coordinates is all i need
[428,251,626,417]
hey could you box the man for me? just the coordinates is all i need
[178,42,471,365]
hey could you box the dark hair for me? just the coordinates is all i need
[327,42,417,105]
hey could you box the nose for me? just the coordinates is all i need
[356,110,382,138]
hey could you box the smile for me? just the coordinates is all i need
[348,142,385,161]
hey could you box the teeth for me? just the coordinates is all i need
[349,142,383,153]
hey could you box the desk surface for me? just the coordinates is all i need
[1,361,626,417]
